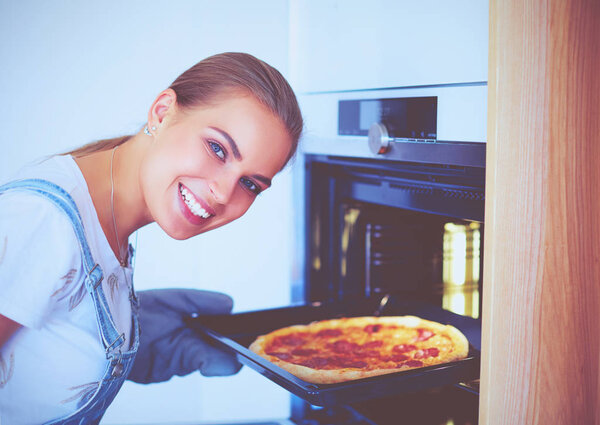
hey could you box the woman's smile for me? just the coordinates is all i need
[177,182,215,225]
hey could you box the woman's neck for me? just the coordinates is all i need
[74,133,152,264]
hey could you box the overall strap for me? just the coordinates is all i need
[0,178,125,355]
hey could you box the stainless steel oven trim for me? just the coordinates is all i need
[301,137,485,168]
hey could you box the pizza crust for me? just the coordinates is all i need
[249,316,469,385]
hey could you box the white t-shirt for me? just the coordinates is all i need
[0,155,133,425]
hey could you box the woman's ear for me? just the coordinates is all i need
[147,89,177,129]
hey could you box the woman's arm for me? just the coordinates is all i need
[0,314,21,347]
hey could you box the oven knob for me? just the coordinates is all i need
[368,123,393,155]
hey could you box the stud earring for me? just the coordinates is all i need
[143,125,157,136]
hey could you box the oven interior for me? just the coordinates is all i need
[305,154,484,311]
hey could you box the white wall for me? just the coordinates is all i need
[0,1,294,423]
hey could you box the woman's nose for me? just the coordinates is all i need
[209,176,238,205]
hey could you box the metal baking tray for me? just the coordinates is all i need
[186,297,481,407]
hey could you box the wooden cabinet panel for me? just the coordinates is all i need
[481,0,600,423]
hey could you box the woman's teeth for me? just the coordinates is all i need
[179,185,211,219]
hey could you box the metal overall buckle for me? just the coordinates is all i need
[110,345,125,378]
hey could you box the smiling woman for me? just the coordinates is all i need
[0,52,302,425]
[136,91,293,240]
[72,52,302,248]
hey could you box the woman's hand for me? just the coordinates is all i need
[127,288,242,384]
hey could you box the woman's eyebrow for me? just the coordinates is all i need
[252,174,272,187]
[209,126,242,160]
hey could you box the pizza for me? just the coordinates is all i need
[249,316,469,384]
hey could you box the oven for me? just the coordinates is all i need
[189,83,487,425]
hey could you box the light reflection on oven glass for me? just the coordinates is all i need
[442,222,480,319]
[340,208,361,278]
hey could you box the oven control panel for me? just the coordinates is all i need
[299,85,486,167]
[338,96,438,141]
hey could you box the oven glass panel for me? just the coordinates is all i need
[442,222,481,319]
[338,202,483,320]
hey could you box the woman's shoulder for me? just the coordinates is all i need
[0,155,85,265]
[0,155,93,230]
[3,155,82,194]
[0,187,81,255]
[1,155,81,231]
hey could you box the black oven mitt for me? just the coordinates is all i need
[127,288,242,384]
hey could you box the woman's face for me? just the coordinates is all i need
[140,92,292,240]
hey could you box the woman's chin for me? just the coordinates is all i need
[154,220,195,241]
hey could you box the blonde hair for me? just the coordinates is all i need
[66,52,303,163]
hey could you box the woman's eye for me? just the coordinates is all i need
[240,177,261,195]
[208,141,226,160]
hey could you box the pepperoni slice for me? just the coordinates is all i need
[334,358,368,369]
[330,340,360,353]
[413,347,440,359]
[415,328,435,342]
[292,348,318,356]
[361,340,384,349]
[403,360,424,368]
[364,324,382,333]
[392,344,417,353]
[356,350,379,357]
[266,352,292,361]
[275,334,306,346]
[383,354,409,362]
[317,329,342,338]
[299,356,329,369]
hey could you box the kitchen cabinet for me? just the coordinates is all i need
[482,0,600,423]
[289,0,488,93]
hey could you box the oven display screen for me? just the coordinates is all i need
[338,96,437,140]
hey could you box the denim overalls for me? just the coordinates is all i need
[0,179,140,425]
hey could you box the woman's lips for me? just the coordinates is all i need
[177,183,215,225]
